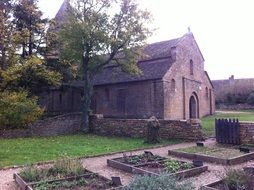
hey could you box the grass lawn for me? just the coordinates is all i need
[176,146,243,159]
[0,134,181,168]
[201,110,254,137]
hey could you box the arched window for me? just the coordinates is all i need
[190,59,194,75]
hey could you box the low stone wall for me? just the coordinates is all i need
[240,122,254,144]
[91,117,203,141]
[0,113,82,138]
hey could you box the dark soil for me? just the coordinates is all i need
[136,160,193,174]
[116,152,165,165]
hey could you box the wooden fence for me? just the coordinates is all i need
[215,118,240,145]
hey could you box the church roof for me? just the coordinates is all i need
[93,38,180,85]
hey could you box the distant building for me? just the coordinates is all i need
[212,75,254,104]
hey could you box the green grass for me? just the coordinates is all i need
[177,146,243,159]
[201,111,254,137]
[0,134,181,168]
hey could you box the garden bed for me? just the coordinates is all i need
[14,158,121,190]
[168,146,254,165]
[107,151,166,173]
[107,152,208,178]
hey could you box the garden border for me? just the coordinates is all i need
[14,170,122,190]
[168,150,254,165]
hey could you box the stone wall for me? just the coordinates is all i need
[0,113,82,138]
[240,122,254,144]
[91,117,203,141]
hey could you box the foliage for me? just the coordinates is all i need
[123,172,193,190]
[122,152,162,165]
[0,0,17,70]
[247,92,254,105]
[48,156,84,177]
[13,0,49,58]
[0,56,62,94]
[225,93,249,105]
[0,90,43,129]
[224,169,252,190]
[0,134,181,168]
[19,165,42,182]
[57,0,152,130]
[163,160,192,173]
[20,157,85,182]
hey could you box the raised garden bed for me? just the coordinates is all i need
[107,151,166,173]
[14,158,121,190]
[107,152,208,178]
[168,146,254,165]
[202,168,254,190]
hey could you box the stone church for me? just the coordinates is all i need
[91,33,215,120]
[41,32,215,120]
[40,1,215,120]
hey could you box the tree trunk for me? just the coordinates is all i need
[1,47,7,70]
[81,54,93,132]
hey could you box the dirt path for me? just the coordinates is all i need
[1,139,253,190]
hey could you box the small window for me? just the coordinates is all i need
[105,88,110,102]
[59,94,62,104]
[205,87,209,99]
[190,59,194,75]
[171,79,176,91]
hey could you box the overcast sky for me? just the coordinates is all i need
[38,0,254,80]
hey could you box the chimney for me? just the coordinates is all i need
[229,75,234,80]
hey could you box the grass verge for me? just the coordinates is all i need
[0,134,182,168]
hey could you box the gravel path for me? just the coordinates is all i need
[1,139,253,190]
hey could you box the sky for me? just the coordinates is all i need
[38,0,254,80]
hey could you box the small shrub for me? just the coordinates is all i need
[19,165,42,182]
[0,90,43,129]
[123,173,193,190]
[224,169,252,190]
[247,92,254,105]
[49,157,84,177]
[163,160,192,173]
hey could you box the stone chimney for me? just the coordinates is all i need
[229,75,235,85]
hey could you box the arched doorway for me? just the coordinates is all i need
[189,93,199,119]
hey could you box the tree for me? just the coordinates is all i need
[0,0,17,70]
[0,56,62,94]
[13,0,49,58]
[58,0,152,131]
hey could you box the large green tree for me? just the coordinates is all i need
[0,0,17,70]
[13,0,49,58]
[58,0,152,131]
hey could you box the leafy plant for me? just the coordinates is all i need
[122,152,162,165]
[0,90,43,129]
[48,156,84,177]
[224,169,252,190]
[163,160,192,173]
[19,165,42,182]
[123,172,193,190]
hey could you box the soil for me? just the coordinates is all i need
[136,160,193,174]
[115,153,164,166]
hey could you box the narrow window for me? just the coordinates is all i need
[105,88,110,102]
[117,89,126,113]
[190,59,194,75]
[205,87,209,99]
[171,79,176,91]
[59,93,62,104]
